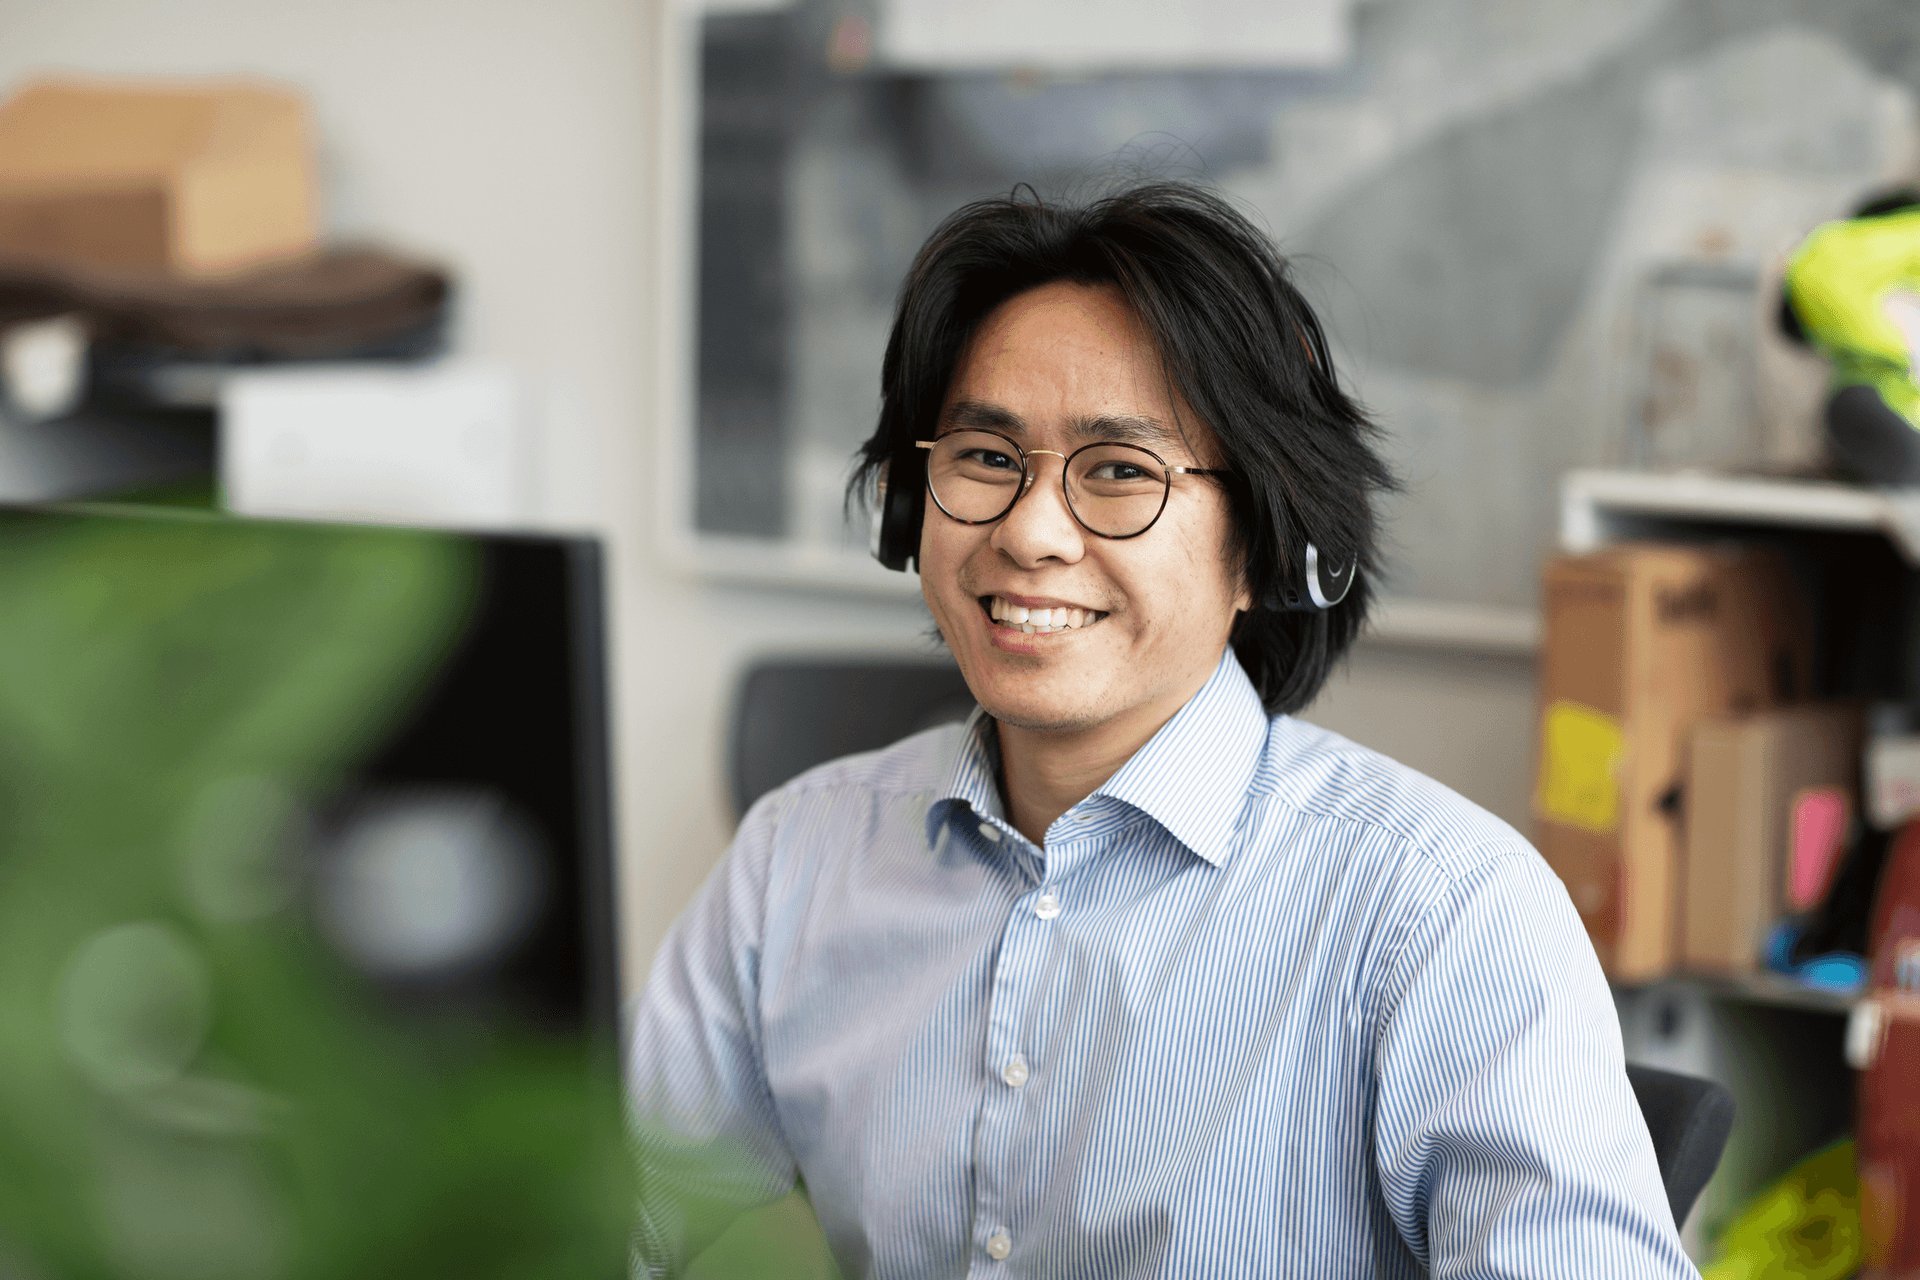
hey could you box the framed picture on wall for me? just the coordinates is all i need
[648,0,1920,650]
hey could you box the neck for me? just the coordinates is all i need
[995,696,1187,847]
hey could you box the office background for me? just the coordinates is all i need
[1,0,1907,1019]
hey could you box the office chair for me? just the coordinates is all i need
[1626,1062,1736,1227]
[731,658,975,817]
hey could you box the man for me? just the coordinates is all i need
[631,183,1693,1278]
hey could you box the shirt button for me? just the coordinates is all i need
[986,1229,1012,1260]
[1034,891,1060,919]
[978,822,1001,843]
[1000,1054,1029,1088]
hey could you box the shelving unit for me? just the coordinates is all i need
[1564,467,1906,1255]
[1563,468,1920,565]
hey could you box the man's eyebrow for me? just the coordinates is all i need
[1069,413,1182,449]
[941,402,1185,451]
[943,400,1027,434]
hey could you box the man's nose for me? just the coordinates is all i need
[989,452,1084,565]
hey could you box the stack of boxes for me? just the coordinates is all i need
[1535,542,1920,1268]
[1533,542,1838,983]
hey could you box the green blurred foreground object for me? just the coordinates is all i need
[0,510,631,1280]
[1703,1138,1861,1280]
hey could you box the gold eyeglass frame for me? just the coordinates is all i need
[916,429,1233,540]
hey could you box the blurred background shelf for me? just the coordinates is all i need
[1563,468,1920,564]
[1649,971,1859,1016]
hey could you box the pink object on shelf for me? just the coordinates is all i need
[1788,785,1851,911]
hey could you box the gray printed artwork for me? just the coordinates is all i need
[694,0,1920,609]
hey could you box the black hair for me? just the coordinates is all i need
[849,181,1397,716]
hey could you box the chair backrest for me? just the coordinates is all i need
[731,658,976,817]
[1625,1062,1735,1228]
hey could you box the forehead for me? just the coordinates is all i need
[942,281,1214,457]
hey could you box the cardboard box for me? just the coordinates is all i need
[1681,704,1862,974]
[1533,543,1810,983]
[0,78,318,278]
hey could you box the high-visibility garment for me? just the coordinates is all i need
[1787,208,1920,426]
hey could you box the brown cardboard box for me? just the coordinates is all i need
[0,78,318,278]
[1533,543,1810,983]
[1681,704,1862,974]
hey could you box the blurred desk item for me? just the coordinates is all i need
[0,245,449,392]
[0,246,450,505]
[1627,262,1765,473]
[221,359,524,528]
[0,77,318,278]
[731,658,974,817]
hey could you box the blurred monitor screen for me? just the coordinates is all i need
[0,502,628,1279]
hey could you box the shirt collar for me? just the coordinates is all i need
[926,706,1005,854]
[926,648,1270,868]
[1090,648,1269,867]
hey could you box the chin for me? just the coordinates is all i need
[969,677,1111,737]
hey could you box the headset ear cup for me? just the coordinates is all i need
[873,453,923,572]
[1305,543,1354,609]
[1269,542,1354,611]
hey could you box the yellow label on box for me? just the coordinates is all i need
[1537,700,1625,833]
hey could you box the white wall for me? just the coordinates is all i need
[0,0,1541,1004]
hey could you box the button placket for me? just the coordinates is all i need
[972,847,1049,1272]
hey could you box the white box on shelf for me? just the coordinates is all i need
[1869,734,1920,830]
[220,360,528,527]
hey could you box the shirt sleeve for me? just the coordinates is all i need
[1370,847,1699,1279]
[627,794,799,1277]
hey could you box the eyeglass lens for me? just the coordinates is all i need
[924,430,1173,538]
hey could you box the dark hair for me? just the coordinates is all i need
[850,181,1396,715]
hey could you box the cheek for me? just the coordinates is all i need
[918,518,982,614]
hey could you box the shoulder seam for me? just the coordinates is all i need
[1372,843,1536,1050]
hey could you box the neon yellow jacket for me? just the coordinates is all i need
[1786,208,1920,426]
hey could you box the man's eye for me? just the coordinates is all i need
[1086,461,1149,482]
[961,449,1019,471]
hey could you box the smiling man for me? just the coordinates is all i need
[631,184,1694,1278]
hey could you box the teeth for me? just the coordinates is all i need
[987,596,1103,633]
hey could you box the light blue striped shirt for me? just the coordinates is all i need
[630,650,1695,1277]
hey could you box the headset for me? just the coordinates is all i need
[869,447,1354,612]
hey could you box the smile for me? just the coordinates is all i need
[984,596,1107,634]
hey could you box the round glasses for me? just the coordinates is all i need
[917,429,1232,539]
